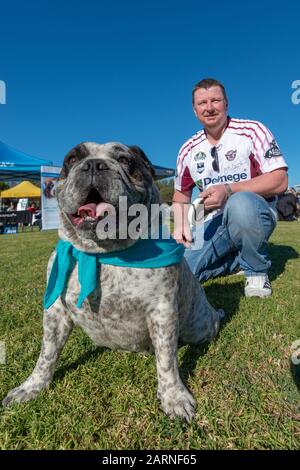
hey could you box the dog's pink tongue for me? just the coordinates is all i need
[78,202,113,218]
[78,203,96,218]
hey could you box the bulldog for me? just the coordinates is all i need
[3,142,223,422]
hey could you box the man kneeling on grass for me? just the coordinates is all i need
[173,78,288,297]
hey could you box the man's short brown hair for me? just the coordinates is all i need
[192,78,228,105]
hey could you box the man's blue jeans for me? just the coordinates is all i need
[184,192,277,282]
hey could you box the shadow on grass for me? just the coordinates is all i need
[180,279,243,382]
[53,347,107,382]
[269,243,299,281]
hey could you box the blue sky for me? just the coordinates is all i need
[0,0,299,185]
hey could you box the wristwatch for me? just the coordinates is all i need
[224,183,233,198]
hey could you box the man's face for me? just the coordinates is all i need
[193,86,228,130]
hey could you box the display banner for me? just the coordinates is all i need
[40,166,61,230]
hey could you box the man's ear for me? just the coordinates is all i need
[128,145,156,179]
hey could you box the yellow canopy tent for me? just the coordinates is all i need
[0,180,41,198]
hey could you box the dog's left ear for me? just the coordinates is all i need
[60,143,90,179]
[60,164,68,179]
[128,145,156,179]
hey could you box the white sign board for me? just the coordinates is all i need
[41,166,61,230]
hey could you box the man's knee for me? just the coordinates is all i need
[224,192,261,228]
[223,191,275,243]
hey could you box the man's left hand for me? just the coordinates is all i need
[202,184,228,210]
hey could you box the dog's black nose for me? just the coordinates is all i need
[81,159,109,172]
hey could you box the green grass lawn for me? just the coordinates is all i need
[0,223,299,450]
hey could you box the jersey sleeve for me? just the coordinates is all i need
[174,142,195,192]
[252,122,288,173]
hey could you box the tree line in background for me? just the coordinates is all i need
[0,182,9,191]
[1,179,175,205]
[156,178,174,204]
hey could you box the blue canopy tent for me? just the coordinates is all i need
[153,164,174,180]
[0,141,52,182]
[0,140,174,181]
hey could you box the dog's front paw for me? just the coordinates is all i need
[160,387,196,423]
[2,385,40,407]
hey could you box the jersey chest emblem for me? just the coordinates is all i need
[225,149,237,161]
[193,151,206,162]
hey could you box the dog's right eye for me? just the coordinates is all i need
[118,155,130,165]
[68,156,78,165]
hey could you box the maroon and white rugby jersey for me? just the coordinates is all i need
[175,117,287,219]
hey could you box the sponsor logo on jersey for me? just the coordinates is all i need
[204,172,247,185]
[195,179,203,191]
[225,149,237,161]
[265,140,282,158]
[193,151,206,162]
[196,162,205,174]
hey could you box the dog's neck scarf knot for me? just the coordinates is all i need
[44,237,184,309]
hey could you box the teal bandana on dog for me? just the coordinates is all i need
[44,236,184,309]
